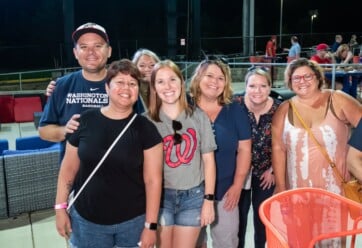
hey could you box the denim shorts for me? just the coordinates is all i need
[159,182,204,227]
[69,207,143,248]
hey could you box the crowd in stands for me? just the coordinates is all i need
[263,33,362,100]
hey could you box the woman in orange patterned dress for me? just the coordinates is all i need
[272,58,361,247]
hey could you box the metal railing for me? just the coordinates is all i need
[0,67,80,93]
[1,61,361,98]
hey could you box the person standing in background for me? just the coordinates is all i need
[265,35,278,83]
[348,34,359,51]
[331,34,343,52]
[284,36,301,62]
[39,22,112,161]
[265,35,277,58]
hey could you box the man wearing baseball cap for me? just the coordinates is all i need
[310,42,340,89]
[72,22,109,44]
[310,43,335,65]
[39,22,112,160]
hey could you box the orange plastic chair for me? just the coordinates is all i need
[259,187,362,248]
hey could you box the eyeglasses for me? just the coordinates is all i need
[291,73,315,83]
[172,120,182,145]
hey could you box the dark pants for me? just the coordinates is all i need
[238,174,275,248]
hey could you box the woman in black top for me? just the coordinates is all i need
[54,59,163,248]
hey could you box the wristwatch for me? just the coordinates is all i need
[144,222,158,230]
[204,194,215,201]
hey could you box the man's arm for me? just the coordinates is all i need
[38,124,67,142]
[39,114,80,142]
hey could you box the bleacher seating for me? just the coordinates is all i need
[0,95,15,123]
[0,95,43,124]
[13,96,42,122]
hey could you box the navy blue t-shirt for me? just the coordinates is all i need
[211,102,251,200]
[39,70,145,160]
[349,118,362,151]
[39,71,108,160]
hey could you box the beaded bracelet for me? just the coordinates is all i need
[54,202,68,210]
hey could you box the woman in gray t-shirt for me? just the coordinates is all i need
[147,59,217,248]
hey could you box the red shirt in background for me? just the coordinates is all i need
[265,40,276,57]
[310,55,332,64]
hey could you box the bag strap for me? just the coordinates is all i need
[289,100,346,183]
[67,113,138,211]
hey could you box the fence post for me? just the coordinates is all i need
[19,73,22,91]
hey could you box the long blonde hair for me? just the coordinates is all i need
[335,44,350,59]
[189,59,233,105]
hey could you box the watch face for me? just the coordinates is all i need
[204,194,215,200]
[149,223,158,230]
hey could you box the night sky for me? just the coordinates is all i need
[0,0,360,71]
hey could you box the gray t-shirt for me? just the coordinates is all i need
[148,108,217,190]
